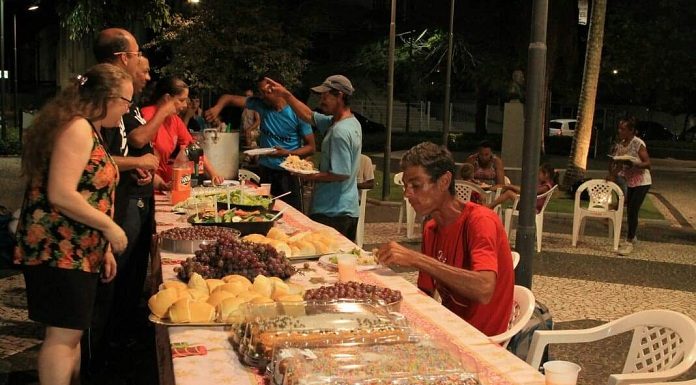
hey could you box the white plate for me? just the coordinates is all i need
[244,148,276,156]
[279,163,320,175]
[610,155,639,163]
[318,254,380,271]
[203,179,239,187]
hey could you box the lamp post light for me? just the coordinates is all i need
[1,0,6,140]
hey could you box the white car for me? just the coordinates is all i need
[549,119,577,137]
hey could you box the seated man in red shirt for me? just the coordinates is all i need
[376,142,514,337]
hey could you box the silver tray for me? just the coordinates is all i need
[160,237,216,254]
[148,314,238,327]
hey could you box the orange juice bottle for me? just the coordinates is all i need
[171,162,192,205]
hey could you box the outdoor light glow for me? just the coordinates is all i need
[188,0,200,3]
[612,69,619,75]
[28,5,39,10]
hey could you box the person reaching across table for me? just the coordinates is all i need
[144,76,223,188]
[14,63,130,385]
[376,142,514,337]
[205,76,315,211]
[263,75,362,240]
[465,140,506,187]
[608,116,651,255]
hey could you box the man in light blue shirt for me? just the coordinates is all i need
[264,75,362,240]
[205,76,315,211]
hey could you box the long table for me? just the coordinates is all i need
[152,193,545,385]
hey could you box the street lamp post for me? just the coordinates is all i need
[13,12,18,131]
[0,0,5,140]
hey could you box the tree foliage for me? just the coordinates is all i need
[600,0,696,112]
[146,0,320,92]
[56,0,171,40]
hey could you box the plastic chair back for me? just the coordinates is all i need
[489,285,536,348]
[454,180,487,204]
[238,169,261,185]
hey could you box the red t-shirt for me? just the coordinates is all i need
[418,202,514,337]
[141,106,193,183]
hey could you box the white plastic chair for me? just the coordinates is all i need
[355,189,370,248]
[455,180,488,204]
[630,380,696,385]
[572,179,625,251]
[504,185,558,252]
[394,172,417,239]
[511,251,520,269]
[489,285,536,348]
[526,309,696,385]
[238,169,261,185]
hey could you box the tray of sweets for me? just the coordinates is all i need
[234,300,410,368]
[269,338,481,385]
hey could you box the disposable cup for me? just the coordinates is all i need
[543,360,581,385]
[337,254,358,282]
[259,183,272,196]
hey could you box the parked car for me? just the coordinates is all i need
[635,121,676,141]
[677,126,696,142]
[548,119,577,137]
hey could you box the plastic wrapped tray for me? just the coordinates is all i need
[234,300,410,368]
[269,339,480,385]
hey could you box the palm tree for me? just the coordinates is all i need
[562,0,607,190]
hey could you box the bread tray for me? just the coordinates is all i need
[148,313,237,327]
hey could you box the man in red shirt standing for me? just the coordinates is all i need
[377,142,514,337]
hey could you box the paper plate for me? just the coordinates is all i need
[244,148,276,156]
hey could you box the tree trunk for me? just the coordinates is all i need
[562,0,607,190]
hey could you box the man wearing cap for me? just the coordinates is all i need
[205,76,316,211]
[264,75,362,240]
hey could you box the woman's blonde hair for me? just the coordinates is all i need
[21,63,132,182]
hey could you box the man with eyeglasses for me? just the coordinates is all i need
[83,28,178,377]
[375,142,514,337]
[263,75,362,241]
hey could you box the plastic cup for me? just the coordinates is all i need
[260,183,272,196]
[337,254,358,282]
[543,360,581,385]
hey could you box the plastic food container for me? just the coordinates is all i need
[268,338,481,385]
[234,300,410,368]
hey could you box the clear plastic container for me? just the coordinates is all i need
[233,300,410,368]
[268,338,480,385]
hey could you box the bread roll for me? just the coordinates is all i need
[242,234,269,244]
[187,272,208,292]
[213,281,249,296]
[222,274,252,287]
[250,296,274,305]
[267,227,289,241]
[288,231,310,243]
[217,297,247,322]
[236,290,263,302]
[161,280,187,291]
[252,275,273,298]
[268,239,292,259]
[168,298,216,323]
[186,288,209,302]
[286,282,305,296]
[205,279,225,293]
[275,294,304,302]
[207,290,236,307]
[291,240,316,256]
[147,288,180,318]
[271,281,290,300]
[306,238,330,255]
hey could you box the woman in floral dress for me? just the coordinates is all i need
[14,63,131,385]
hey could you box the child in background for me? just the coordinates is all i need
[459,163,482,204]
[486,163,557,212]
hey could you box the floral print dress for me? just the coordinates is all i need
[14,120,119,273]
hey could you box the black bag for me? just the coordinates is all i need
[0,205,15,268]
[506,300,553,369]
[569,179,590,201]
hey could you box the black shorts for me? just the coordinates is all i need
[22,264,100,330]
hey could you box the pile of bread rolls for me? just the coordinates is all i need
[242,227,339,259]
[148,272,304,324]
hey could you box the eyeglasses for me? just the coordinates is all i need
[113,96,133,107]
[113,51,143,58]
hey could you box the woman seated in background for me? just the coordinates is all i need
[142,76,223,189]
[14,63,129,385]
[464,140,506,187]
[486,163,557,212]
